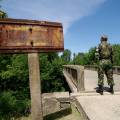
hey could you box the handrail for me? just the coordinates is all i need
[63,65,85,92]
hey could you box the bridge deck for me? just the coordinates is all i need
[74,93,120,120]
[85,70,120,91]
[64,69,120,120]
[74,70,120,120]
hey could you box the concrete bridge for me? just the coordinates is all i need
[63,65,120,120]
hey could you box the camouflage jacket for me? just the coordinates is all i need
[95,43,113,63]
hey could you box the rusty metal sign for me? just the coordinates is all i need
[0,18,64,53]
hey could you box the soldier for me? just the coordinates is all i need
[95,36,114,94]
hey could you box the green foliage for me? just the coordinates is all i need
[0,10,8,18]
[0,1,8,18]
[0,52,67,98]
[72,44,120,66]
[0,91,16,115]
[72,52,84,65]
[40,53,65,92]
[112,44,120,66]
[14,99,30,116]
[0,54,29,99]
[87,47,96,65]
[0,91,30,119]
[61,49,71,63]
[72,47,96,65]
[50,58,65,92]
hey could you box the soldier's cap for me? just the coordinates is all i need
[101,35,108,41]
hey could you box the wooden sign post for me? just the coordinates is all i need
[0,18,64,120]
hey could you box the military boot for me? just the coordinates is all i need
[109,85,114,94]
[96,85,103,95]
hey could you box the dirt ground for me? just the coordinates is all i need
[16,105,82,120]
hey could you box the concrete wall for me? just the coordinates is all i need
[63,65,85,92]
[42,92,70,116]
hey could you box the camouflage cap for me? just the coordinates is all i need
[100,35,108,41]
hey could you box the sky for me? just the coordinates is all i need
[0,0,120,54]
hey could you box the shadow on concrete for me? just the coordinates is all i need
[94,86,110,92]
[44,108,72,120]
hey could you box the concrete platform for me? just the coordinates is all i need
[71,91,120,97]
[75,93,120,120]
[84,70,120,91]
[64,69,120,120]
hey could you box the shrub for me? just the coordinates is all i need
[0,91,16,115]
[0,91,30,119]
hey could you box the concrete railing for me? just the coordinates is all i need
[84,65,120,75]
[84,65,98,71]
[63,65,85,92]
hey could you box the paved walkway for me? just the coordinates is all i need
[74,92,120,120]
[84,70,120,91]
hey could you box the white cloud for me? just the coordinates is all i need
[2,0,107,33]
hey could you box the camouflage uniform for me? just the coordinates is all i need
[96,36,114,93]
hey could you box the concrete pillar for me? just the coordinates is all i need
[28,53,43,120]
[77,68,85,92]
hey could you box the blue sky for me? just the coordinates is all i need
[0,0,120,54]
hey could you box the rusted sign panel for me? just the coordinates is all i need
[0,18,64,53]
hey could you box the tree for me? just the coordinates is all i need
[0,0,8,19]
[61,49,71,63]
[72,47,96,65]
[0,0,8,18]
[87,47,96,65]
[40,53,65,92]
[72,52,84,65]
[0,10,7,18]
[0,54,29,98]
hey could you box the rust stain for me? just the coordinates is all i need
[3,26,48,31]
[0,18,64,53]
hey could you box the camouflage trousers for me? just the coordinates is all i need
[98,59,114,86]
